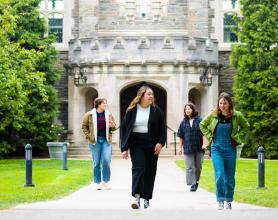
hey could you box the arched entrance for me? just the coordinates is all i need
[120,82,167,122]
[188,88,202,115]
[84,88,98,112]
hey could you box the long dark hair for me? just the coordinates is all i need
[126,86,155,112]
[184,103,198,119]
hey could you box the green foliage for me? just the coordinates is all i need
[230,0,278,158]
[0,0,62,157]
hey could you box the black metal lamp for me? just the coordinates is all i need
[200,67,213,86]
[74,67,87,85]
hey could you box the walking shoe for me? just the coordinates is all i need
[94,183,102,190]
[190,183,197,192]
[102,181,111,190]
[218,201,224,210]
[226,202,232,210]
[144,199,150,209]
[131,194,140,209]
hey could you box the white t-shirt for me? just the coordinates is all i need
[133,104,150,133]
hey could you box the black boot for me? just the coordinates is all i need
[131,194,140,209]
[144,199,150,209]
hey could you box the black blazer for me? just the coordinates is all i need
[120,105,166,152]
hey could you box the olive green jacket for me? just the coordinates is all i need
[199,110,249,147]
[82,108,116,144]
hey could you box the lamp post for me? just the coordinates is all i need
[24,144,35,187]
[257,145,266,189]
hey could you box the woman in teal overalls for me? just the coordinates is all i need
[199,92,249,210]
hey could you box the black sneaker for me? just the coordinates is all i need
[131,195,140,209]
[144,199,150,209]
[190,184,197,192]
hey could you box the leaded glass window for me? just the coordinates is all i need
[48,13,63,43]
[224,13,238,42]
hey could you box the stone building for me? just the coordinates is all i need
[39,0,240,157]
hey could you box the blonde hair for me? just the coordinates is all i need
[126,86,155,112]
[212,92,234,116]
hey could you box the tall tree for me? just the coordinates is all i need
[231,0,278,158]
[0,0,61,157]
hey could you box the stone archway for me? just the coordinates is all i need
[188,88,202,115]
[84,88,98,112]
[120,81,167,122]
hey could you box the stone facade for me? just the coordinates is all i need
[53,0,236,157]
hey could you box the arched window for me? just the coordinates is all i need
[48,13,63,43]
[223,13,238,43]
[39,0,64,43]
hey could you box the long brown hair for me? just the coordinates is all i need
[213,92,234,116]
[126,86,155,112]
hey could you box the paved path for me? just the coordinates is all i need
[0,158,277,220]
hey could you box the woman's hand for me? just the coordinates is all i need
[178,148,183,155]
[122,150,129,159]
[154,143,163,155]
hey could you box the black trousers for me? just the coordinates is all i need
[129,133,158,200]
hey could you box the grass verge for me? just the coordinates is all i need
[0,160,92,210]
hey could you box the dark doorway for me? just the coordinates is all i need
[120,82,167,122]
[188,88,202,115]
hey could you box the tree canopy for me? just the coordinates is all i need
[231,0,278,158]
[0,0,61,157]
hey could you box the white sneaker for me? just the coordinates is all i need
[94,183,102,190]
[102,182,111,190]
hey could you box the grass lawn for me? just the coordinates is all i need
[176,159,278,208]
[0,160,92,210]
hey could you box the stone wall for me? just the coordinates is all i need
[218,51,235,95]
[56,51,69,130]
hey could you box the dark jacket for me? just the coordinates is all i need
[120,105,166,152]
[177,116,204,154]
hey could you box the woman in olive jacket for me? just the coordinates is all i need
[121,85,166,209]
[199,92,249,210]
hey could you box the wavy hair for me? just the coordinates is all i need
[126,86,155,112]
[213,92,234,116]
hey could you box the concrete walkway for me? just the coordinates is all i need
[0,158,277,220]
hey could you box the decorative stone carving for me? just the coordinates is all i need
[113,37,125,49]
[163,37,174,49]
[138,37,150,49]
[188,38,197,50]
[90,39,99,50]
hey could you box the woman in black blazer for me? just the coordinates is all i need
[121,85,166,209]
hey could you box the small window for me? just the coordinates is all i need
[223,0,238,10]
[48,13,63,43]
[48,0,63,10]
[224,13,238,43]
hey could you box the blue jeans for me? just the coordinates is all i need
[89,137,112,183]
